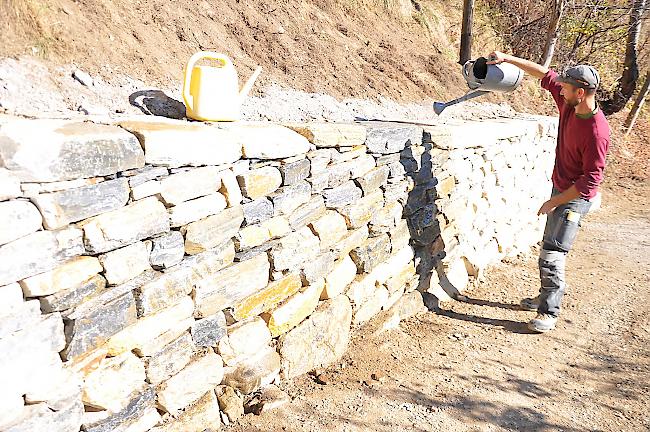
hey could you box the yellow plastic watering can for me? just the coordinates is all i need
[182,51,262,122]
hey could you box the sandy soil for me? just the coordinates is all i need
[230,182,650,432]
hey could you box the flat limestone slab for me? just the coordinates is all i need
[118,119,242,168]
[0,227,84,286]
[0,118,144,182]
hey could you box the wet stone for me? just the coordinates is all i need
[191,311,227,347]
[242,198,273,225]
[39,274,106,313]
[280,158,311,185]
[350,234,391,273]
[322,181,363,209]
[149,231,185,270]
[145,332,195,385]
[62,291,137,361]
[32,178,130,230]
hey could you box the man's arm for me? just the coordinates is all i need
[487,51,549,80]
[537,185,581,216]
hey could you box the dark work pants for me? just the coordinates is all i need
[538,188,592,317]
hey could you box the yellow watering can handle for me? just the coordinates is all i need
[182,51,234,115]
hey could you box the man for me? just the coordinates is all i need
[487,51,610,333]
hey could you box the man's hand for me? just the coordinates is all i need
[537,199,557,216]
[486,51,509,65]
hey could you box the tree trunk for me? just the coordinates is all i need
[459,0,475,65]
[540,0,566,68]
[601,0,646,116]
[624,71,650,136]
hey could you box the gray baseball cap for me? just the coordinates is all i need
[557,65,600,89]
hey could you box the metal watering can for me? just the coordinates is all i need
[433,56,524,115]
[183,51,262,122]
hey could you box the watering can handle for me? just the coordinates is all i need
[182,51,234,115]
[462,60,474,79]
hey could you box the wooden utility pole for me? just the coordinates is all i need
[459,0,474,65]
[624,71,650,136]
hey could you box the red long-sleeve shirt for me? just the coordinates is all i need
[541,70,610,200]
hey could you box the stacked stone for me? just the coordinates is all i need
[0,114,557,431]
[417,118,556,299]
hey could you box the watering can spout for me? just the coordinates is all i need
[240,66,262,99]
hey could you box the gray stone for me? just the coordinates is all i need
[81,197,170,254]
[270,181,311,216]
[388,161,407,178]
[330,146,367,164]
[126,166,169,187]
[149,231,185,270]
[62,291,137,360]
[32,178,130,230]
[145,332,195,385]
[375,153,400,166]
[307,172,329,193]
[410,204,441,246]
[0,300,43,340]
[0,227,84,286]
[183,206,244,255]
[270,227,320,271]
[280,158,310,185]
[63,271,156,322]
[194,253,270,317]
[327,162,353,188]
[234,241,276,262]
[279,295,352,379]
[323,181,363,209]
[5,397,83,432]
[82,387,155,432]
[39,274,107,313]
[0,119,144,182]
[350,234,391,273]
[287,195,326,229]
[191,311,227,347]
[243,198,273,225]
[0,200,42,245]
[363,122,423,154]
[355,165,390,195]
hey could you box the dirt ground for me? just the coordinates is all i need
[0,0,550,113]
[231,180,650,432]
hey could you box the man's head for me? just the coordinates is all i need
[556,65,600,107]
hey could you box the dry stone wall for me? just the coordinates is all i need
[0,113,555,431]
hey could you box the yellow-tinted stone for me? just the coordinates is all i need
[231,273,302,321]
[19,256,102,297]
[238,166,282,200]
[262,279,323,337]
[384,262,416,293]
[437,175,456,197]
[309,210,347,249]
[321,255,357,300]
[237,225,271,250]
[285,123,367,148]
[105,297,194,356]
[261,216,291,238]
